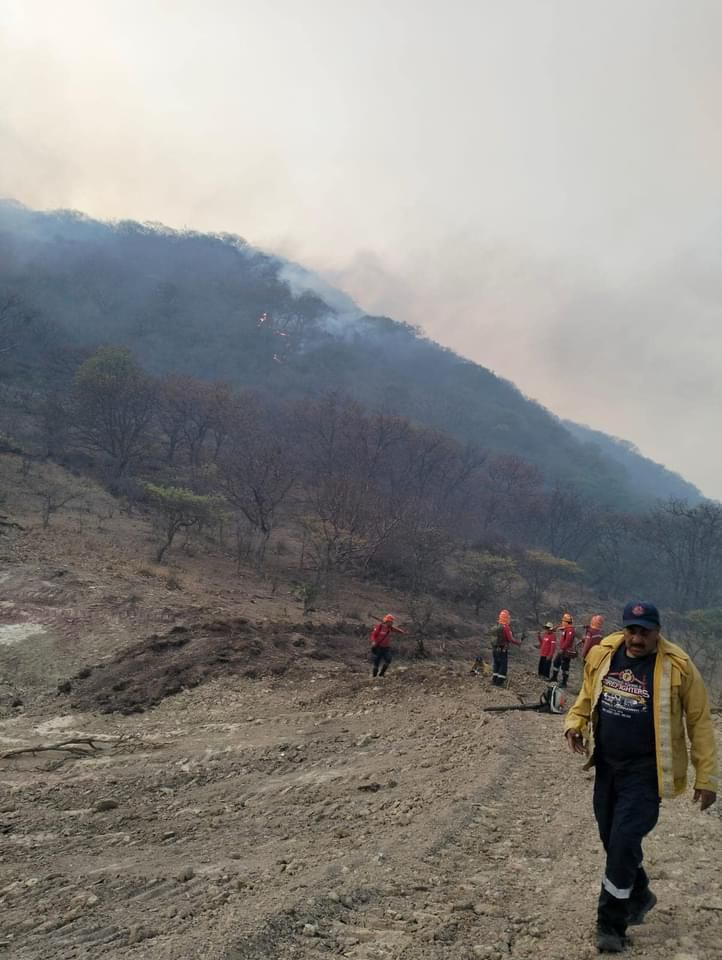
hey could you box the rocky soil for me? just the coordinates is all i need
[2,652,720,960]
[0,454,720,960]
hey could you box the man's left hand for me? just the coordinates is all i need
[693,789,717,811]
[565,730,587,756]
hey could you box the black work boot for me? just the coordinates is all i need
[597,888,629,953]
[628,889,657,925]
[596,928,625,953]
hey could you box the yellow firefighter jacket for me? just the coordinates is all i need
[564,632,718,798]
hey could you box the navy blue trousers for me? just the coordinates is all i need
[593,757,659,934]
[371,646,392,676]
[492,648,508,686]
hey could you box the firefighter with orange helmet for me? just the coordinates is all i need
[581,614,605,659]
[369,614,407,677]
[491,609,521,687]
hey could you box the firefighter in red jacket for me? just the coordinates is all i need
[537,621,556,678]
[369,614,406,677]
[491,609,521,687]
[581,614,605,659]
[550,612,577,687]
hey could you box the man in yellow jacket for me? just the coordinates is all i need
[564,600,717,954]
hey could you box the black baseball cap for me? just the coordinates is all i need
[622,600,660,630]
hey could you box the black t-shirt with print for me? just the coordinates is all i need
[596,645,656,764]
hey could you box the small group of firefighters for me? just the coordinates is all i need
[367,608,604,689]
[491,608,604,687]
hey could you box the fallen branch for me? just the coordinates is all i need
[0,734,166,767]
[1,737,108,760]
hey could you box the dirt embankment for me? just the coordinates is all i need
[59,618,365,714]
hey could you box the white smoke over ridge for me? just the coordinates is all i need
[277,260,371,340]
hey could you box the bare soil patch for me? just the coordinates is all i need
[2,456,720,960]
[2,667,720,960]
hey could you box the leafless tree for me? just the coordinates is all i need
[515,549,582,624]
[74,347,156,478]
[476,454,543,544]
[28,480,84,529]
[0,291,34,376]
[587,513,635,599]
[36,394,71,459]
[218,402,297,566]
[641,499,722,610]
[538,482,598,561]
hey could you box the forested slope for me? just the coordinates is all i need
[0,200,700,508]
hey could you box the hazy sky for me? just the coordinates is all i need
[2,1,722,496]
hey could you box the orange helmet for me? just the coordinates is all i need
[562,613,573,624]
[590,614,604,630]
[383,614,395,623]
[498,609,511,625]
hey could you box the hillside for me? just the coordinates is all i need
[0,200,701,507]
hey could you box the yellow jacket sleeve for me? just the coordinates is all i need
[564,658,595,736]
[681,662,718,793]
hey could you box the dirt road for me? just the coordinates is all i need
[1,659,720,960]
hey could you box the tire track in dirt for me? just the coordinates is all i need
[214,684,544,960]
[217,692,721,960]
[2,671,720,960]
[395,709,722,960]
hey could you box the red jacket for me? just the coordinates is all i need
[538,630,556,659]
[370,623,394,648]
[558,625,576,654]
[581,628,603,659]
